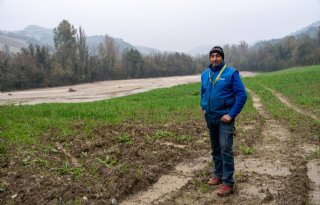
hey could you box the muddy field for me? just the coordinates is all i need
[1,72,320,205]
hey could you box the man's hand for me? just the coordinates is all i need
[221,114,232,123]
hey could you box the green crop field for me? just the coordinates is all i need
[1,65,319,146]
[247,65,320,116]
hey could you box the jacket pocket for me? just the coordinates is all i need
[200,89,209,110]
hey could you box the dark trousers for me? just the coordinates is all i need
[206,117,235,186]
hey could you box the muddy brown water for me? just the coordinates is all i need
[0,72,256,105]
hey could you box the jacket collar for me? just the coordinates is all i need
[209,61,225,72]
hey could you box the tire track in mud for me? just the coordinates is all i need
[154,89,311,205]
[226,89,297,204]
[120,155,211,205]
[263,85,319,121]
[262,86,320,205]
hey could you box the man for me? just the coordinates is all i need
[200,46,247,196]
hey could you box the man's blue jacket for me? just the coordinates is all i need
[200,62,247,121]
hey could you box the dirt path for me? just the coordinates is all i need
[0,72,256,105]
[263,85,319,121]
[263,86,320,204]
[135,88,312,205]
[120,155,211,205]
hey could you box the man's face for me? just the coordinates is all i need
[209,53,223,66]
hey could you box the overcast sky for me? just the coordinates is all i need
[0,0,319,52]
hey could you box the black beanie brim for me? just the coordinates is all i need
[209,46,224,59]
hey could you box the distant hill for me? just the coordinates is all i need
[1,21,319,56]
[135,45,161,55]
[290,21,320,38]
[0,34,29,53]
[252,21,320,50]
[0,25,159,55]
[187,20,320,55]
[186,45,212,56]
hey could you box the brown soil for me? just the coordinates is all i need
[0,121,209,204]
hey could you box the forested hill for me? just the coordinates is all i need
[0,25,138,55]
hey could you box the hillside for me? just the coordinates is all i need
[0,25,148,54]
[0,35,28,53]
[187,20,320,56]
[1,21,319,56]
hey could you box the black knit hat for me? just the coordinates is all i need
[209,46,224,59]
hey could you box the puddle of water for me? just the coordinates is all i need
[307,159,320,205]
[237,158,290,177]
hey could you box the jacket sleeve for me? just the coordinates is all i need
[200,74,206,110]
[229,71,247,118]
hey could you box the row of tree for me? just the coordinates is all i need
[0,20,319,91]
[224,28,320,71]
[0,20,206,91]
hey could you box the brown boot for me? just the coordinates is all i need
[217,184,234,196]
[207,177,222,186]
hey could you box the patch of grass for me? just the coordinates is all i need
[235,171,248,183]
[0,182,5,193]
[0,143,5,156]
[247,65,320,116]
[51,161,83,176]
[315,147,320,157]
[152,130,174,140]
[22,156,48,166]
[43,145,58,154]
[0,83,202,146]
[87,166,98,176]
[175,135,193,142]
[117,133,133,145]
[135,165,143,178]
[239,144,255,155]
[120,163,130,174]
[199,183,210,193]
[97,155,118,168]
[244,71,320,143]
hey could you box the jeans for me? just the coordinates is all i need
[205,116,235,186]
